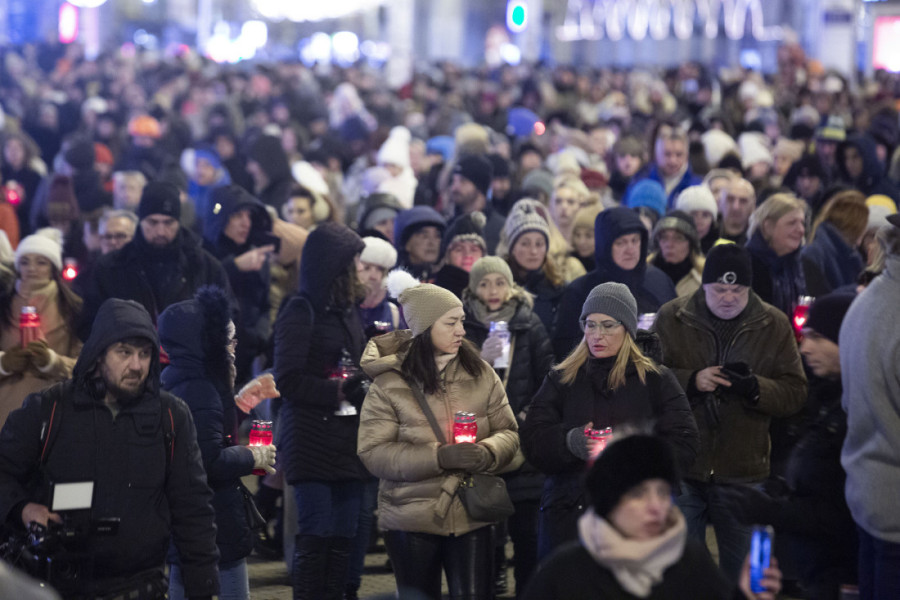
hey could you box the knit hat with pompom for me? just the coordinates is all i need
[386,269,462,336]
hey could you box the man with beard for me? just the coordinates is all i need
[78,181,231,340]
[448,154,505,254]
[0,298,219,599]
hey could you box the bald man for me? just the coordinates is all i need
[718,178,756,246]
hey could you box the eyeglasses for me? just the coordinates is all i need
[581,319,623,335]
[101,233,130,242]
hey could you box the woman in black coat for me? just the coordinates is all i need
[520,282,699,560]
[462,256,554,596]
[273,222,368,600]
[159,286,277,600]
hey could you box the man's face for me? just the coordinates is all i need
[796,174,822,200]
[816,139,838,167]
[611,233,642,271]
[100,217,135,254]
[405,226,441,264]
[720,180,756,234]
[703,283,750,320]
[99,340,153,401]
[224,209,252,246]
[551,188,581,232]
[450,174,480,212]
[656,139,687,179]
[195,157,218,187]
[356,260,385,294]
[842,146,864,180]
[114,177,144,211]
[491,177,511,201]
[799,330,841,378]
[140,214,179,248]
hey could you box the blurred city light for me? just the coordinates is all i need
[332,31,360,66]
[499,43,521,65]
[251,0,384,22]
[507,1,527,33]
[59,3,79,44]
[66,0,107,7]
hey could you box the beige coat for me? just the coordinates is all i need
[358,330,520,536]
[0,281,81,427]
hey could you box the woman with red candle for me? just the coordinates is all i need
[520,282,699,561]
[0,228,82,428]
[358,271,519,600]
[158,286,277,600]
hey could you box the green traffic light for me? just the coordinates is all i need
[511,5,526,27]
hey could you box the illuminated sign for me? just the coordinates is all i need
[873,16,900,72]
[557,0,784,42]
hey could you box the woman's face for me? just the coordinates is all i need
[657,229,690,265]
[18,254,53,288]
[608,479,673,541]
[690,210,713,239]
[282,196,314,230]
[765,208,805,256]
[573,226,594,258]
[583,312,626,359]
[551,188,581,232]
[430,306,466,355]
[475,273,510,311]
[511,232,547,272]
[4,139,25,169]
[448,240,484,272]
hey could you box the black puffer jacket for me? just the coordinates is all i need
[274,222,367,483]
[520,358,699,553]
[516,268,566,337]
[0,299,219,596]
[553,207,676,359]
[463,293,555,501]
[159,287,256,565]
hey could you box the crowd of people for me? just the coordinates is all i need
[0,35,897,599]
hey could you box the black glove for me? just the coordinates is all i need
[437,442,492,471]
[716,485,780,525]
[342,372,371,410]
[721,362,760,405]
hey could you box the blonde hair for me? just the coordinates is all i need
[554,334,659,389]
[747,192,807,240]
[553,176,591,202]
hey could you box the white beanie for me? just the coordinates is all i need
[675,185,718,218]
[738,132,773,171]
[360,236,398,270]
[701,130,740,168]
[15,228,63,271]
[377,126,412,169]
[291,161,330,196]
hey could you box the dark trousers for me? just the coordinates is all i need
[508,499,540,597]
[858,526,900,600]
[346,479,379,593]
[384,527,494,600]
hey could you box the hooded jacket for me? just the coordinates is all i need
[393,206,446,280]
[836,134,900,202]
[746,230,807,317]
[248,135,294,212]
[801,222,865,296]
[0,299,219,596]
[78,225,231,341]
[273,222,368,482]
[553,208,676,359]
[159,287,256,565]
[357,330,519,536]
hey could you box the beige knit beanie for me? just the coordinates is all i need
[468,256,514,295]
[386,270,462,336]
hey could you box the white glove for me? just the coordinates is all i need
[236,373,280,414]
[248,444,277,475]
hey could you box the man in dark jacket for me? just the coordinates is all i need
[553,206,676,359]
[202,185,274,385]
[836,133,900,202]
[77,181,232,340]
[652,243,807,584]
[448,154,505,254]
[0,298,219,599]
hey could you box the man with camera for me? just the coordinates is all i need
[0,298,219,599]
[652,243,807,584]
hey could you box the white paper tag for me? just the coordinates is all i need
[51,481,94,511]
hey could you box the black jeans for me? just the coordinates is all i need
[384,527,494,600]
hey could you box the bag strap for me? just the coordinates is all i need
[402,376,447,445]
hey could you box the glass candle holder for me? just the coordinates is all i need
[453,412,478,444]
[19,306,40,348]
[249,420,273,476]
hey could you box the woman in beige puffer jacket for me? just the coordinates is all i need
[357,274,519,600]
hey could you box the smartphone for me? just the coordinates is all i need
[750,525,774,593]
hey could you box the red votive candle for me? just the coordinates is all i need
[453,412,477,444]
[249,420,273,476]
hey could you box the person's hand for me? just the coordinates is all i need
[695,366,732,393]
[342,372,371,409]
[233,244,275,272]
[236,373,280,414]
[248,444,277,475]
[437,442,492,472]
[739,555,782,600]
[27,340,56,370]
[722,362,760,404]
[716,485,779,525]
[21,502,62,528]
[480,336,504,365]
[566,422,599,461]
[0,347,31,374]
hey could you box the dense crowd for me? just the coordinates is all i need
[0,37,898,600]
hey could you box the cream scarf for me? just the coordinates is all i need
[577,507,687,598]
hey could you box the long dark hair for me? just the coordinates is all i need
[400,329,485,395]
[0,265,82,328]
[329,260,367,309]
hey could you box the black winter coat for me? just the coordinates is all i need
[521,359,699,554]
[77,227,231,340]
[746,231,807,318]
[0,299,219,596]
[517,268,566,337]
[523,538,739,600]
[274,222,367,483]
[553,208,676,359]
[159,290,256,565]
[463,296,555,501]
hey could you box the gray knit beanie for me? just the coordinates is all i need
[468,256,514,295]
[579,282,638,338]
[387,270,463,336]
[505,199,551,248]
